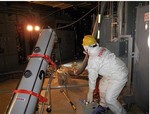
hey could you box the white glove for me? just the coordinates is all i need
[87,90,94,103]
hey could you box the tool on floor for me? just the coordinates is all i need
[60,89,76,111]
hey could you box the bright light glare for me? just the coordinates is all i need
[34,26,40,31]
[148,35,150,48]
[98,14,101,23]
[27,25,33,31]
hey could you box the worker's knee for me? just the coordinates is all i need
[105,96,116,105]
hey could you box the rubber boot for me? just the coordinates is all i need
[93,105,109,114]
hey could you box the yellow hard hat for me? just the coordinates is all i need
[82,35,97,46]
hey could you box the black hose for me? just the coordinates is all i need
[68,2,107,76]
[68,53,88,76]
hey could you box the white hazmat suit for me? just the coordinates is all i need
[83,36,128,114]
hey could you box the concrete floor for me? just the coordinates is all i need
[0,63,145,114]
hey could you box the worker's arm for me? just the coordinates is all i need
[87,68,98,103]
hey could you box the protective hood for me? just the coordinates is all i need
[83,43,100,56]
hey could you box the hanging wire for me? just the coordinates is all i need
[41,9,62,20]
[54,5,98,30]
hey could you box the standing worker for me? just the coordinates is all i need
[82,35,128,114]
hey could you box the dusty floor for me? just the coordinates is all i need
[0,62,146,114]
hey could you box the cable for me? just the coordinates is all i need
[41,9,62,20]
[54,5,98,30]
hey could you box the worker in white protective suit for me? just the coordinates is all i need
[82,35,128,114]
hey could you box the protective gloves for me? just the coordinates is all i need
[87,89,94,103]
[73,69,78,75]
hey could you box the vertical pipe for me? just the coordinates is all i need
[97,14,101,40]
[97,1,101,40]
[127,36,133,94]
[92,16,98,38]
[40,72,53,114]
[92,2,107,39]
[110,2,113,41]
[117,1,123,36]
[124,2,128,35]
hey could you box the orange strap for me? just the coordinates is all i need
[14,89,47,102]
[28,54,56,69]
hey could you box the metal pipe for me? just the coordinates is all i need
[5,28,57,114]
[39,72,53,114]
[124,2,128,35]
[1,84,88,95]
[117,1,124,36]
[119,35,133,94]
[42,84,88,90]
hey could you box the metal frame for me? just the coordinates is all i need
[119,35,133,94]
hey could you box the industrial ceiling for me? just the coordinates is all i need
[31,1,98,10]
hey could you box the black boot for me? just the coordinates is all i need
[93,105,109,114]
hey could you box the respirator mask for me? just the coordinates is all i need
[83,43,98,54]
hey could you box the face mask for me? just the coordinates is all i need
[83,43,99,55]
[83,46,89,53]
